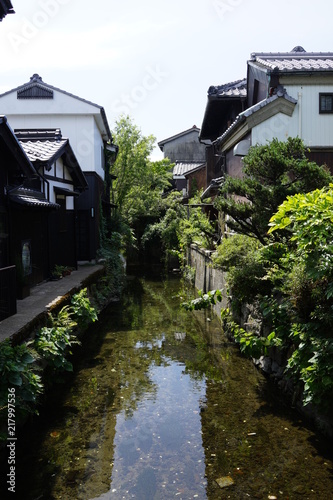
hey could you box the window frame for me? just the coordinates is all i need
[319,93,333,114]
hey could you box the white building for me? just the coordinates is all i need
[0,74,116,260]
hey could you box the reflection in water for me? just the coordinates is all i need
[104,362,206,499]
[3,274,333,499]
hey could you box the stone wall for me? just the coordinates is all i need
[189,244,287,375]
[188,244,227,317]
[188,244,333,437]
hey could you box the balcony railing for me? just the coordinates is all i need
[0,265,17,321]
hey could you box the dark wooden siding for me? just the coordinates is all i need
[186,166,206,196]
[48,210,76,271]
[75,173,104,261]
[306,150,333,174]
[10,208,49,286]
[247,65,269,107]
[0,266,16,320]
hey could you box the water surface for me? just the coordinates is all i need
[4,274,333,499]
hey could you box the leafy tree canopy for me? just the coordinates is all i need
[268,184,333,286]
[142,191,216,264]
[111,115,173,226]
[263,185,333,409]
[214,137,333,244]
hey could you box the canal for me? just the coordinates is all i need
[3,272,333,499]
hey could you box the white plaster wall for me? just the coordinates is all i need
[284,84,333,147]
[0,89,106,181]
[5,114,103,179]
[64,164,72,181]
[56,157,64,180]
[252,84,333,148]
[251,112,295,145]
[0,88,98,115]
[48,180,74,209]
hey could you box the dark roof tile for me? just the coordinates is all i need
[9,187,59,210]
[208,79,247,98]
[214,88,297,146]
[173,162,205,176]
[0,0,14,21]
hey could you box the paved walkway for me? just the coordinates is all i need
[0,264,104,343]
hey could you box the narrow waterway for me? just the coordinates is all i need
[4,273,333,499]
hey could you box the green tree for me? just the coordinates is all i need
[111,115,173,226]
[142,191,186,258]
[263,185,333,409]
[212,234,267,304]
[215,137,332,244]
[143,191,216,266]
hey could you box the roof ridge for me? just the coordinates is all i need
[252,52,333,60]
[0,75,112,141]
[15,128,64,141]
[209,78,247,91]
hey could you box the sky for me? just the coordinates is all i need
[0,0,333,159]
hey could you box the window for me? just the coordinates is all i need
[319,93,333,113]
[22,240,32,276]
[253,79,259,105]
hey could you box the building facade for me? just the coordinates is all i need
[158,126,206,199]
[0,74,116,261]
[200,47,333,196]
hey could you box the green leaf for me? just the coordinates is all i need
[8,372,23,386]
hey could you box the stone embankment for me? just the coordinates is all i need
[0,264,104,346]
[189,244,333,437]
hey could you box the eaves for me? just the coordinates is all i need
[280,74,333,85]
[220,120,249,153]
[215,92,297,152]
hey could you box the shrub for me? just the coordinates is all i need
[0,340,43,417]
[212,234,268,303]
[70,288,98,329]
[34,305,79,373]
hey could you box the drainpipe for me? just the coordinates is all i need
[298,91,302,138]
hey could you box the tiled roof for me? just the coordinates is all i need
[214,87,297,146]
[173,162,205,177]
[242,87,297,118]
[8,187,59,210]
[17,82,53,99]
[201,177,224,200]
[18,139,68,163]
[15,128,88,190]
[250,49,333,72]
[0,0,14,21]
[208,79,247,98]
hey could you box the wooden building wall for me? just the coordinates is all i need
[9,208,49,287]
[75,172,104,261]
